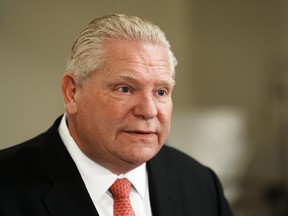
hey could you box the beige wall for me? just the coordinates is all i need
[1,0,287,214]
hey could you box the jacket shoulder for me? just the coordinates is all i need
[0,116,63,175]
[155,145,210,172]
[148,145,234,215]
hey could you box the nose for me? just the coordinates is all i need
[133,93,158,119]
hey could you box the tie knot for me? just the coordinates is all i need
[109,178,132,198]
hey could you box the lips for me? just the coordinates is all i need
[124,130,156,137]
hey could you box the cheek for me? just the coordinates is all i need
[160,103,173,124]
[104,100,133,119]
[83,102,129,136]
[158,106,173,138]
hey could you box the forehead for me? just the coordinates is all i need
[110,72,175,88]
[102,40,172,74]
[84,40,175,88]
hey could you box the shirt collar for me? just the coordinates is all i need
[58,114,147,202]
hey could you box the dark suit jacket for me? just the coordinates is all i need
[0,117,233,215]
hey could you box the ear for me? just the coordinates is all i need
[62,72,78,115]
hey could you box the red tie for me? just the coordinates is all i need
[109,178,136,216]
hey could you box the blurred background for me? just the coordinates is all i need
[1,0,288,215]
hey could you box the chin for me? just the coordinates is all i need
[130,148,160,163]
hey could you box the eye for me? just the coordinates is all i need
[118,86,131,93]
[157,89,166,96]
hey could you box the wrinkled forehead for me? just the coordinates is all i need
[102,39,173,74]
[113,72,175,87]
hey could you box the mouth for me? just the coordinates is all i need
[124,130,156,137]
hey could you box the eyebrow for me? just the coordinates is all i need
[115,73,176,87]
[115,73,138,82]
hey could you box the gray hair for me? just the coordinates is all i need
[66,14,177,84]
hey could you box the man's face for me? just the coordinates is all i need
[64,40,175,174]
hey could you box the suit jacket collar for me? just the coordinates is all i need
[37,116,99,216]
[147,146,182,216]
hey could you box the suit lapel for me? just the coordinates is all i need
[42,168,99,216]
[147,146,182,216]
[37,117,99,216]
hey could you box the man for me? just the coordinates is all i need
[0,14,233,215]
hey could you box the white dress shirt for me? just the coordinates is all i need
[58,115,152,216]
